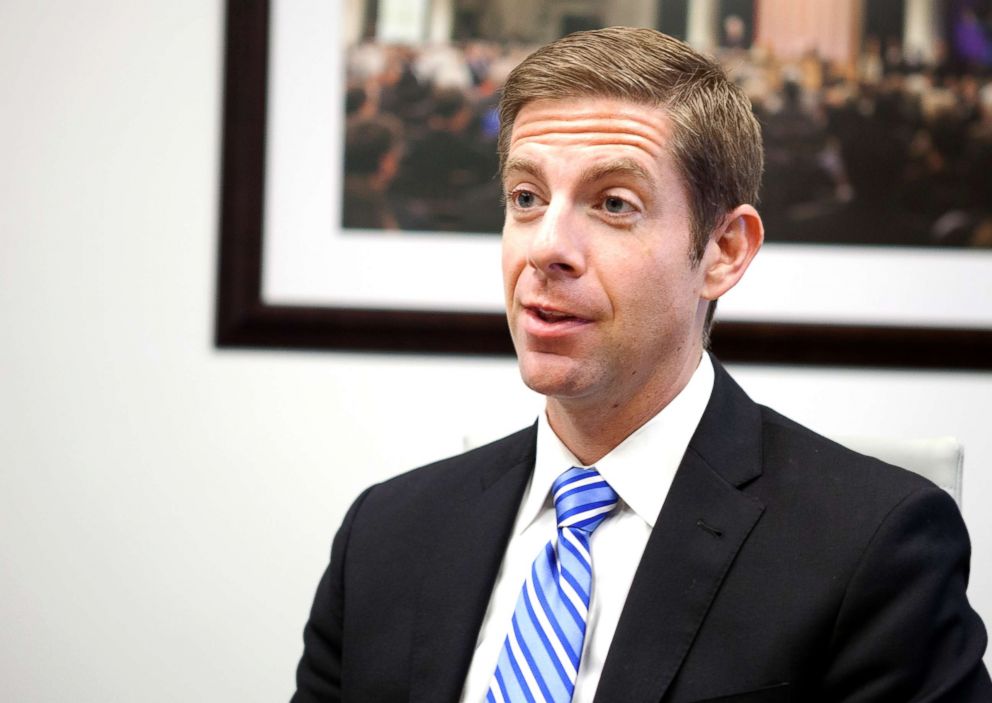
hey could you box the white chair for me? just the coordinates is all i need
[832,436,964,507]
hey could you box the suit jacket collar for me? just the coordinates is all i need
[594,358,766,702]
[409,425,537,703]
[688,356,764,489]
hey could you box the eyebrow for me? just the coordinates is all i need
[503,156,655,194]
[579,158,654,192]
[502,157,545,184]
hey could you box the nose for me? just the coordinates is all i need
[526,202,586,279]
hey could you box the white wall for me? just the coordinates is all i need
[0,2,989,701]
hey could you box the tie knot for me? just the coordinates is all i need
[551,467,619,533]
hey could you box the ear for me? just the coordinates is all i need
[700,204,764,301]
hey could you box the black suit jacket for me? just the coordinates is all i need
[293,361,991,702]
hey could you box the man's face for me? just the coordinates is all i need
[502,97,713,414]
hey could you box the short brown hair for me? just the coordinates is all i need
[498,26,763,264]
[344,114,403,177]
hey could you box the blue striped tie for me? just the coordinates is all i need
[487,467,619,703]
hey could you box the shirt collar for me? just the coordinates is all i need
[519,353,715,532]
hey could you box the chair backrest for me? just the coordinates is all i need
[832,435,963,507]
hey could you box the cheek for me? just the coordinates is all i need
[614,260,691,327]
[501,238,524,298]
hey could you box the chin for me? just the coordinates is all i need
[516,351,592,399]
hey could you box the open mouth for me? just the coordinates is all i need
[528,306,587,325]
[534,307,577,323]
[521,304,589,337]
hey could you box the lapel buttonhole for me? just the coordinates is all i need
[696,519,723,538]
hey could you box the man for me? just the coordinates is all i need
[293,28,990,702]
[342,114,403,230]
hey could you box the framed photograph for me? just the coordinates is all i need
[217,0,992,368]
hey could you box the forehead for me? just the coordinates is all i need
[507,97,673,163]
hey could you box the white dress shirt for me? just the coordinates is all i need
[459,354,715,703]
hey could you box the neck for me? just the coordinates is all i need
[546,352,703,465]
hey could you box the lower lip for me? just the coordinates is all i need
[520,308,591,338]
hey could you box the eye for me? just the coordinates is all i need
[601,195,636,215]
[508,188,543,209]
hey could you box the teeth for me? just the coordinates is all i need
[537,308,571,322]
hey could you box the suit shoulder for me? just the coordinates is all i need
[337,424,536,565]
[359,423,536,506]
[753,404,942,513]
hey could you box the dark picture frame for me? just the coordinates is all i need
[216,0,992,369]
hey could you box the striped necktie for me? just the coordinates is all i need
[487,467,619,703]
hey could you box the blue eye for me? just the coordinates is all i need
[513,190,537,208]
[603,196,633,214]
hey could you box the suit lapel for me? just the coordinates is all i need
[409,426,536,703]
[595,361,766,703]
